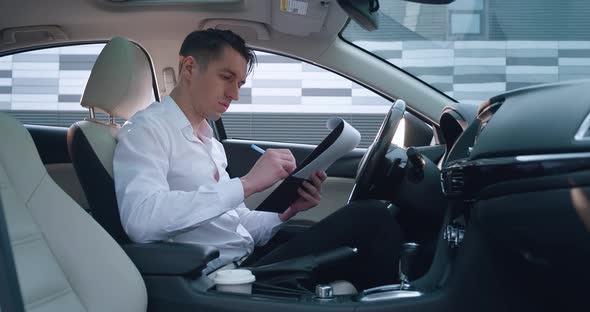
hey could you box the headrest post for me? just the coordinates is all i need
[109,116,115,125]
[89,107,96,119]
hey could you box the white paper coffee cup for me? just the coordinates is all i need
[213,269,256,294]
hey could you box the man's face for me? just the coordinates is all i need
[186,46,247,121]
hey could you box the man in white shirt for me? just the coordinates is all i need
[115,29,401,290]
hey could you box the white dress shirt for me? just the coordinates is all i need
[114,96,283,272]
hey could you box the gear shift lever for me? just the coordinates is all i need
[399,242,420,289]
[357,243,423,302]
[357,242,424,302]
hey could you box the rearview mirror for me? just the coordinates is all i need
[336,0,380,31]
[337,0,455,32]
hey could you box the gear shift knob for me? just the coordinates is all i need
[399,242,420,283]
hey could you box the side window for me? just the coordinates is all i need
[0,43,155,126]
[223,51,403,148]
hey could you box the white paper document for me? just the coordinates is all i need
[256,117,361,213]
[292,117,361,179]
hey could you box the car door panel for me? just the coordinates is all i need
[243,176,355,223]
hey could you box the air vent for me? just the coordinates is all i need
[441,167,465,196]
[574,111,590,141]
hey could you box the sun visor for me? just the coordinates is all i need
[271,0,331,36]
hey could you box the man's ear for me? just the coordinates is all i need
[180,56,196,81]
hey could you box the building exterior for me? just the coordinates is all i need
[344,0,590,104]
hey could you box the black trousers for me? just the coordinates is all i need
[248,200,402,290]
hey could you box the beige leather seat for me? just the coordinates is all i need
[67,37,153,244]
[0,111,147,311]
[0,36,153,311]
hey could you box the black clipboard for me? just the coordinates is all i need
[255,121,346,213]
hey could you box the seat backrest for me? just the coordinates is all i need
[67,37,153,244]
[0,112,147,311]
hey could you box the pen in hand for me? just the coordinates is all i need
[250,144,266,154]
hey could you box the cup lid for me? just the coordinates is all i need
[214,269,256,285]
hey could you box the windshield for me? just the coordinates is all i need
[342,0,590,105]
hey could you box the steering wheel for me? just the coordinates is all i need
[348,99,406,203]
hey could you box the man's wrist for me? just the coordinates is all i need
[240,176,254,198]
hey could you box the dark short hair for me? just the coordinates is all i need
[179,28,256,75]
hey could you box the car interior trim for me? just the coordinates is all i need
[574,111,590,141]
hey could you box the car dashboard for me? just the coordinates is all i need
[442,80,590,200]
[437,80,590,287]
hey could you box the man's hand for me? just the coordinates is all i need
[240,149,296,198]
[279,170,327,222]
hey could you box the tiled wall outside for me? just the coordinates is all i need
[0,44,103,112]
[362,41,590,105]
[232,52,391,113]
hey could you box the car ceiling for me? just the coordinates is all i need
[0,0,347,60]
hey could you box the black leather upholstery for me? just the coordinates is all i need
[122,242,219,276]
[67,123,131,244]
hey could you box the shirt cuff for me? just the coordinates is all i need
[272,212,283,226]
[250,211,283,228]
[261,212,284,243]
[268,213,284,238]
[220,177,245,210]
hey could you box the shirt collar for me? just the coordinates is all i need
[161,95,191,130]
[161,95,213,140]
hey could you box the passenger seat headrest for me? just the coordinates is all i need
[80,37,153,120]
